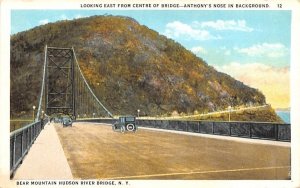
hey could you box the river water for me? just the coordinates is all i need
[276,111,290,124]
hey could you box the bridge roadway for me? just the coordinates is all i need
[14,122,290,180]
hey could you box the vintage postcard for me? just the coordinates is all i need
[1,0,300,187]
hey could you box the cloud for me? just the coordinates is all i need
[75,14,82,19]
[75,14,84,19]
[235,43,289,58]
[191,46,207,55]
[60,14,70,20]
[164,21,220,41]
[215,62,290,108]
[197,20,254,32]
[224,50,231,56]
[218,46,231,56]
[39,19,49,25]
[164,19,254,40]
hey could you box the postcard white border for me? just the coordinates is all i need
[1,0,300,188]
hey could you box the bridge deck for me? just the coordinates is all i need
[53,122,290,180]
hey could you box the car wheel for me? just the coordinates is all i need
[126,124,135,131]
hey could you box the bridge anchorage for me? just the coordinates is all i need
[37,45,113,121]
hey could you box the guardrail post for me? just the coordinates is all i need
[13,135,16,171]
[275,124,279,141]
[29,128,31,148]
[27,129,30,150]
[198,122,200,133]
[33,123,36,141]
[35,123,37,139]
[249,124,252,138]
[185,121,188,132]
[30,126,33,144]
[41,119,44,129]
[21,130,24,159]
[229,123,232,136]
[212,122,215,134]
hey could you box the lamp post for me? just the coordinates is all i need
[32,105,36,122]
[228,106,231,122]
[137,109,140,118]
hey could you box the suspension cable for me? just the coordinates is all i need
[72,47,113,118]
[35,45,47,121]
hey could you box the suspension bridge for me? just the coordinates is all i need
[10,46,291,180]
[38,46,113,120]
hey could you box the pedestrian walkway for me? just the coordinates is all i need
[13,123,73,180]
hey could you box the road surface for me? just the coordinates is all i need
[55,122,290,180]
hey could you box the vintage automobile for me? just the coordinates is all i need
[62,116,72,127]
[112,116,137,133]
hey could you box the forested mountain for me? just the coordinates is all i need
[10,15,280,121]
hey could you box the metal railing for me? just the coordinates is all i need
[10,120,46,177]
[80,118,290,142]
[136,119,291,142]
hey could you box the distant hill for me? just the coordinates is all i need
[194,105,283,123]
[10,15,280,122]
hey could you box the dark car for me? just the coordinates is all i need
[62,117,72,127]
[112,116,137,133]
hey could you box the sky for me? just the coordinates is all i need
[11,10,291,108]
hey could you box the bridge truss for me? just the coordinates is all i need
[35,45,113,121]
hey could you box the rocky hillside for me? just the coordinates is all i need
[11,15,278,121]
[193,105,283,123]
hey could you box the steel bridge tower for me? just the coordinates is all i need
[45,47,76,118]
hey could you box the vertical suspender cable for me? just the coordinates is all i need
[71,51,76,118]
[36,45,48,121]
[72,47,113,118]
[79,77,82,116]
